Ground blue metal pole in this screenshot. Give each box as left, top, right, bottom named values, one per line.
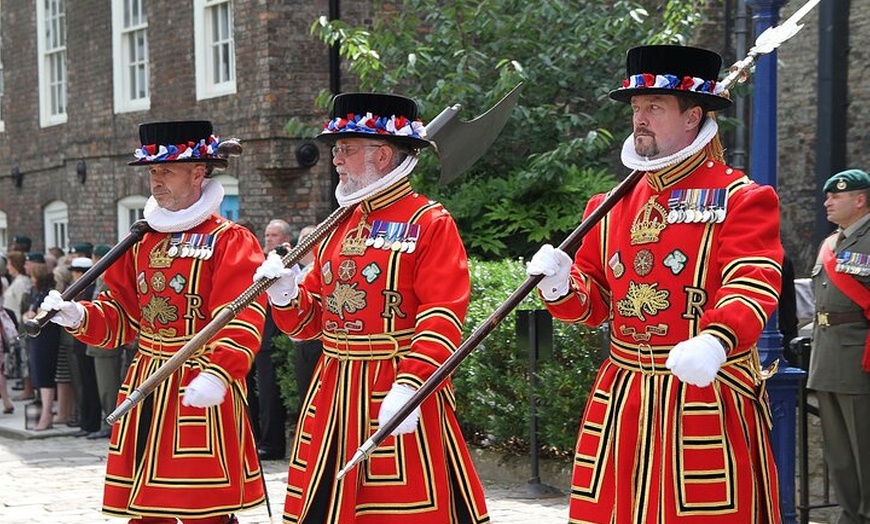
left=745, top=2, right=806, bottom=523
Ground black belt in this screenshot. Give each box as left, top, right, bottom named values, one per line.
left=816, top=311, right=867, bottom=327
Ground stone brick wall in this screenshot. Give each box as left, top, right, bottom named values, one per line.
left=0, top=0, right=359, bottom=250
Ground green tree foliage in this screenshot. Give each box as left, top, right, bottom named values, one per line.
left=312, top=0, right=706, bottom=259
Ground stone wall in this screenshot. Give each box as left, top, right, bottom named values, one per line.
left=0, top=0, right=353, bottom=250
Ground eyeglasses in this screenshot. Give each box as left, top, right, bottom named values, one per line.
left=331, top=144, right=383, bottom=157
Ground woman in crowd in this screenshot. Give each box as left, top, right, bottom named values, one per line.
left=23, top=263, right=61, bottom=430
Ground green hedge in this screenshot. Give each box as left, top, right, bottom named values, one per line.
left=272, top=257, right=603, bottom=457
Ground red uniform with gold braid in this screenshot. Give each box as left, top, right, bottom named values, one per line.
left=70, top=214, right=267, bottom=519
left=271, top=177, right=489, bottom=524
left=544, top=150, right=783, bottom=523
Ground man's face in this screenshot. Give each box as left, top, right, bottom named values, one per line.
left=332, top=138, right=388, bottom=197
left=630, top=94, right=699, bottom=159
left=824, top=190, right=868, bottom=228
left=264, top=224, right=291, bottom=253
left=148, top=163, right=204, bottom=212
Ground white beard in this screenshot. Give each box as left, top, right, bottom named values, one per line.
left=334, top=156, right=418, bottom=207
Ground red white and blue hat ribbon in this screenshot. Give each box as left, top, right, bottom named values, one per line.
left=322, top=113, right=426, bottom=140
left=133, top=135, right=222, bottom=163
left=620, top=73, right=726, bottom=96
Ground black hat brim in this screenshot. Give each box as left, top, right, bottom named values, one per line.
left=128, top=158, right=229, bottom=168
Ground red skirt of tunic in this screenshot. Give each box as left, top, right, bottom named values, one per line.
left=282, top=352, right=489, bottom=524
left=102, top=348, right=265, bottom=519
left=568, top=355, right=781, bottom=524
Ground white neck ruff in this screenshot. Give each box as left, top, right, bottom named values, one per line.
left=335, top=156, right=418, bottom=207
left=621, top=117, right=718, bottom=172
left=143, top=178, right=224, bottom=233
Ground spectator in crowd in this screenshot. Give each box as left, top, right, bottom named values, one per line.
left=3, top=252, right=33, bottom=401
left=68, top=242, right=94, bottom=260
left=249, top=218, right=292, bottom=460
left=52, top=261, right=77, bottom=426
left=23, top=262, right=61, bottom=431
left=0, top=278, right=18, bottom=414
left=67, top=257, right=102, bottom=437
left=12, top=235, right=31, bottom=254
left=86, top=243, right=122, bottom=440
left=809, top=168, right=870, bottom=524
left=291, top=225, right=322, bottom=418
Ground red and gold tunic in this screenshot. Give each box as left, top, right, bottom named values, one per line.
left=272, top=178, right=489, bottom=524
left=70, top=214, right=267, bottom=520
left=544, top=152, right=783, bottom=524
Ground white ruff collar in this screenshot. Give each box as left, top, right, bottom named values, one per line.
left=144, top=178, right=224, bottom=233
left=621, top=117, right=718, bottom=172
left=335, top=156, right=418, bottom=207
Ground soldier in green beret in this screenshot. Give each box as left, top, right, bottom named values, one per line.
left=810, top=167, right=870, bottom=524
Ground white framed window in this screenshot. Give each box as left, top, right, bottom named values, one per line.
left=0, top=0, right=5, bottom=133
left=112, top=0, right=150, bottom=113
left=0, top=210, right=7, bottom=252
left=193, top=0, right=236, bottom=100
left=117, top=195, right=147, bottom=242
left=36, top=0, right=68, bottom=127
left=43, top=200, right=69, bottom=252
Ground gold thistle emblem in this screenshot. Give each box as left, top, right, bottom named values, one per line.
left=616, top=281, right=670, bottom=321
left=325, top=282, right=367, bottom=319
left=141, top=296, right=179, bottom=325
left=630, top=196, right=668, bottom=245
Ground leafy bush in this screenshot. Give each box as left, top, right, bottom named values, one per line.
left=454, top=257, right=602, bottom=456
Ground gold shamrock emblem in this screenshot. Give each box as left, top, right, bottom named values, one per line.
left=616, top=281, right=670, bottom=321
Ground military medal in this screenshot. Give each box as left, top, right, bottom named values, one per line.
left=666, top=190, right=682, bottom=224
left=168, top=233, right=184, bottom=257
left=390, top=223, right=405, bottom=251
left=366, top=221, right=384, bottom=247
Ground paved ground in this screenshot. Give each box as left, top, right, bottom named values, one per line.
left=0, top=397, right=568, bottom=523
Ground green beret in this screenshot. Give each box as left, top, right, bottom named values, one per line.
left=823, top=169, right=870, bottom=193
left=69, top=242, right=94, bottom=257
left=94, top=244, right=111, bottom=257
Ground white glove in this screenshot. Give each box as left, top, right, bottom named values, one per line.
left=526, top=244, right=573, bottom=301
left=40, top=289, right=85, bottom=328
left=182, top=372, right=228, bottom=408
left=665, top=334, right=727, bottom=387
left=254, top=252, right=301, bottom=306
left=378, top=383, right=421, bottom=436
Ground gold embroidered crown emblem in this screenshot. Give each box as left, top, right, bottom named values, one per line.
left=340, top=217, right=372, bottom=257
left=630, top=196, right=668, bottom=245
left=149, top=237, right=173, bottom=269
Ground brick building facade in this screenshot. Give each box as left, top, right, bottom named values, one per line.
left=0, top=0, right=368, bottom=252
